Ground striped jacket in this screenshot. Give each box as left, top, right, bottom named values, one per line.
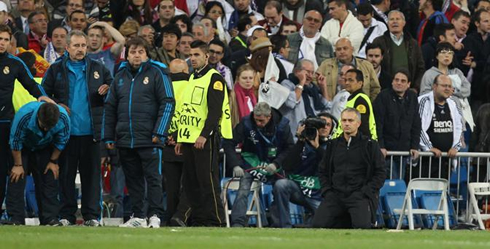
left=418, top=91, right=463, bottom=151
left=10, top=102, right=70, bottom=151
left=102, top=60, right=175, bottom=148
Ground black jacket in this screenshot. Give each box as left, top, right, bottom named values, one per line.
left=319, top=132, right=385, bottom=198
left=372, top=31, right=425, bottom=91
left=378, top=69, right=392, bottom=91
left=41, top=55, right=113, bottom=140
left=373, top=88, right=421, bottom=151
left=103, top=60, right=175, bottom=149
left=0, top=52, right=45, bottom=121
left=223, top=109, right=294, bottom=173
left=462, top=32, right=490, bottom=102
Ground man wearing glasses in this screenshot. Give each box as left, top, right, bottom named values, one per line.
left=287, top=10, right=333, bottom=68
left=208, top=39, right=233, bottom=90
left=417, top=74, right=462, bottom=180
left=27, top=11, right=48, bottom=54
left=279, top=59, right=330, bottom=139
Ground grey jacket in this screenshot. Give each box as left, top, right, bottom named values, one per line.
left=287, top=32, right=334, bottom=66
left=419, top=67, right=471, bottom=99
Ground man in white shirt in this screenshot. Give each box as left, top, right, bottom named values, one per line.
left=320, top=0, right=364, bottom=54
left=356, top=3, right=387, bottom=59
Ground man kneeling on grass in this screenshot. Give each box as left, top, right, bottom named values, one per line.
left=312, top=108, right=385, bottom=229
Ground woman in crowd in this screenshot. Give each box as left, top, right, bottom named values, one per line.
left=205, top=1, right=231, bottom=43
left=420, top=42, right=473, bottom=131
left=229, top=64, right=257, bottom=128
left=124, top=0, right=158, bottom=26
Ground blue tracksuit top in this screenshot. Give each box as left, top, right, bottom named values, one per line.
left=67, top=59, right=93, bottom=135
left=10, top=102, right=71, bottom=151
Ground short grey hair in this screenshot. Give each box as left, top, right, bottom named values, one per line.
left=388, top=10, right=405, bottom=21
left=138, top=25, right=155, bottom=35
left=341, top=107, right=361, bottom=121
left=193, top=23, right=209, bottom=37
left=253, top=102, right=272, bottom=117
left=293, top=59, right=314, bottom=73
left=66, top=30, right=88, bottom=46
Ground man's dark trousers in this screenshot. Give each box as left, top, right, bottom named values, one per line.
left=182, top=133, right=225, bottom=227
left=119, top=147, right=165, bottom=219
left=59, top=136, right=101, bottom=223
left=0, top=122, right=11, bottom=215
left=312, top=190, right=372, bottom=229
left=7, top=146, right=59, bottom=225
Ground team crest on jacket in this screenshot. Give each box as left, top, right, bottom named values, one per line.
left=3, top=66, right=9, bottom=74
left=143, top=77, right=149, bottom=84
left=94, top=71, right=100, bottom=79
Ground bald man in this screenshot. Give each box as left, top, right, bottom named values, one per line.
left=162, top=59, right=191, bottom=226
left=169, top=59, right=189, bottom=74
left=316, top=38, right=380, bottom=101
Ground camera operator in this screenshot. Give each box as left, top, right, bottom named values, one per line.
left=222, top=102, right=294, bottom=227
left=270, top=113, right=337, bottom=228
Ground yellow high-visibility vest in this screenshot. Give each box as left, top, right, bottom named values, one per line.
left=176, top=68, right=232, bottom=142
left=334, top=92, right=377, bottom=140
left=13, top=78, right=42, bottom=112
left=168, top=78, right=189, bottom=134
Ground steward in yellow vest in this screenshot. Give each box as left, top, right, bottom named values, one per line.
left=174, top=40, right=231, bottom=227
left=163, top=59, right=191, bottom=226
left=334, top=69, right=377, bottom=140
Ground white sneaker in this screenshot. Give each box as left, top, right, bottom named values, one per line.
left=119, top=217, right=147, bottom=228
left=84, top=219, right=101, bottom=227
left=59, top=219, right=72, bottom=226
left=148, top=215, right=161, bottom=228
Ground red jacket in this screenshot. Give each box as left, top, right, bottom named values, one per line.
left=27, top=32, right=47, bottom=54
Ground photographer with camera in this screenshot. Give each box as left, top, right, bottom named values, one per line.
left=222, top=102, right=294, bottom=227
left=270, top=113, right=337, bottom=228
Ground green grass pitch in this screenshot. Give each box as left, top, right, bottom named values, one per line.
left=1, top=226, right=489, bottom=248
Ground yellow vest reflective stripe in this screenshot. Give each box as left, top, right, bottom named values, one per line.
left=13, top=78, right=42, bottom=112
left=177, top=68, right=232, bottom=143
left=334, top=93, right=377, bottom=140
left=168, top=79, right=188, bottom=134
left=235, top=36, right=247, bottom=48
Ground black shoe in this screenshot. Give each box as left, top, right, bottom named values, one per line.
left=170, top=217, right=186, bottom=227
left=45, top=219, right=62, bottom=226
left=0, top=220, right=24, bottom=225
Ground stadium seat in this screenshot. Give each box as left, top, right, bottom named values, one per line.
left=416, top=191, right=458, bottom=228
left=222, top=178, right=263, bottom=227
left=466, top=182, right=490, bottom=230
left=395, top=178, right=450, bottom=230
left=289, top=203, right=304, bottom=225
left=380, top=179, right=412, bottom=228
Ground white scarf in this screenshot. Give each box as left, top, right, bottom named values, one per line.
left=299, top=27, right=321, bottom=69
left=43, top=42, right=61, bottom=64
